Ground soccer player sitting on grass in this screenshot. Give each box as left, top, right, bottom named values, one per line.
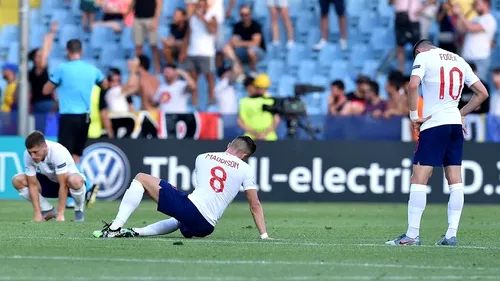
left=12, top=131, right=88, bottom=222
left=93, top=136, right=271, bottom=240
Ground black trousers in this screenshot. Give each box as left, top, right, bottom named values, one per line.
left=58, top=114, right=90, bottom=157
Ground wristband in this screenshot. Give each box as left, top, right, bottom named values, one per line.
left=260, top=233, right=268, bottom=239
left=409, top=110, right=419, bottom=121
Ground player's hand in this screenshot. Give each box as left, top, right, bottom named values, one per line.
left=56, top=214, right=65, bottom=222
left=33, top=213, right=44, bottom=222
left=411, top=115, right=432, bottom=133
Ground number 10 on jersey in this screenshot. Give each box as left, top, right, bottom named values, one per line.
left=439, top=66, right=463, bottom=100
left=210, top=166, right=227, bottom=193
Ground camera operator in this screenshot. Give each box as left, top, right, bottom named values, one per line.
left=237, top=73, right=280, bottom=141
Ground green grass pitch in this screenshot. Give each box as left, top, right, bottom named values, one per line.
left=0, top=200, right=499, bottom=281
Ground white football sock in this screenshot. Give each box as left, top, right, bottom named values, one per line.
left=110, top=179, right=144, bottom=230
left=69, top=186, right=86, bottom=212
left=446, top=183, right=464, bottom=239
left=134, top=218, right=180, bottom=236
left=19, top=187, right=53, bottom=212
left=406, top=184, right=427, bottom=239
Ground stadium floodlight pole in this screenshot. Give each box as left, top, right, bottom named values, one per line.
left=18, top=0, right=30, bottom=136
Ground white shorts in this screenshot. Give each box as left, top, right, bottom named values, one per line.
left=268, top=0, right=288, bottom=7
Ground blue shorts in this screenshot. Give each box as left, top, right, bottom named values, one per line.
left=413, top=124, right=464, bottom=167
left=235, top=47, right=265, bottom=63
left=157, top=180, right=215, bottom=238
left=37, top=173, right=73, bottom=198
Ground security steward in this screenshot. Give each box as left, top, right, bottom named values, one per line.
left=237, top=73, right=280, bottom=141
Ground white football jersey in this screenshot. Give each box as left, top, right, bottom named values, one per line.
left=24, top=140, right=81, bottom=182
left=188, top=152, right=257, bottom=226
left=411, top=48, right=480, bottom=132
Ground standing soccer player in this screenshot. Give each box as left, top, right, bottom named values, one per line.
left=42, top=39, right=108, bottom=208
left=93, top=136, right=270, bottom=240
left=386, top=40, right=489, bottom=246
left=12, top=131, right=87, bottom=222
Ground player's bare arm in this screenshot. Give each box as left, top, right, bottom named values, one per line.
left=27, top=175, right=43, bottom=222
left=407, top=75, right=431, bottom=133
left=245, top=189, right=269, bottom=239
left=459, top=81, right=489, bottom=116
left=56, top=173, right=69, bottom=221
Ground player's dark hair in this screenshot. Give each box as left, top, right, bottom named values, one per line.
left=25, top=131, right=46, bottom=149
left=331, top=80, right=345, bottom=90
left=388, top=70, right=405, bottom=89
left=28, top=48, right=39, bottom=62
left=233, top=135, right=257, bottom=156
left=107, top=67, right=121, bottom=80
left=66, top=39, right=82, bottom=54
left=165, top=63, right=177, bottom=70
left=176, top=8, right=186, bottom=16
left=138, top=55, right=150, bottom=71
left=413, top=39, right=433, bottom=58
left=493, top=67, right=500, bottom=74
left=243, top=75, right=255, bottom=88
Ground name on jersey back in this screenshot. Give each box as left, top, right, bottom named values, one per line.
left=439, top=53, right=457, bottom=62
left=206, top=154, right=240, bottom=169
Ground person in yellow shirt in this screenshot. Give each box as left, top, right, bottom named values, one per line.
left=238, top=73, right=280, bottom=141
left=1, top=64, right=18, bottom=112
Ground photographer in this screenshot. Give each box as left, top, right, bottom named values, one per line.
left=237, top=74, right=280, bottom=141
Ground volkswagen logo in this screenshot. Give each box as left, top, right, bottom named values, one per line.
left=81, top=143, right=131, bottom=201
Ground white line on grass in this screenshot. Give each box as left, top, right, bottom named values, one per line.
left=6, top=236, right=496, bottom=251
left=0, top=276, right=499, bottom=281
left=0, top=255, right=495, bottom=271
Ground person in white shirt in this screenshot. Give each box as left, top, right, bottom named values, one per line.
left=386, top=40, right=488, bottom=247
left=153, top=64, right=197, bottom=114
left=454, top=0, right=497, bottom=81
left=214, top=50, right=244, bottom=115
left=182, top=0, right=217, bottom=106
left=490, top=68, right=500, bottom=116
left=11, top=131, right=88, bottom=222
left=93, top=136, right=270, bottom=240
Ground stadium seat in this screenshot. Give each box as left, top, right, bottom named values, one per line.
left=58, top=24, right=81, bottom=49
left=310, top=74, right=329, bottom=89
left=348, top=44, right=372, bottom=77
left=120, top=27, right=135, bottom=54
left=316, top=43, right=344, bottom=75
left=360, top=60, right=380, bottom=79
left=99, top=44, right=125, bottom=69
left=162, top=0, right=183, bottom=20
left=376, top=75, right=388, bottom=100
left=297, top=59, right=316, bottom=83
left=48, top=57, right=65, bottom=73
left=90, top=26, right=116, bottom=53
left=253, top=0, right=268, bottom=21
left=29, top=25, right=47, bottom=50
left=0, top=25, right=19, bottom=50
left=109, top=59, right=128, bottom=75
left=30, top=9, right=42, bottom=26
left=286, top=44, right=305, bottom=74
left=266, top=59, right=285, bottom=90
left=357, top=11, right=377, bottom=41
left=277, top=74, right=296, bottom=97
left=51, top=8, right=76, bottom=25
left=329, top=59, right=348, bottom=81
left=7, top=42, right=19, bottom=65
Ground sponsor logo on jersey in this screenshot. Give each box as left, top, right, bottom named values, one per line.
left=81, top=143, right=131, bottom=201
left=413, top=65, right=421, bottom=70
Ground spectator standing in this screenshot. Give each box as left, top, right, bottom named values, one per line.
left=436, top=0, right=458, bottom=53
left=29, top=23, right=57, bottom=115
left=268, top=0, right=295, bottom=49
left=137, top=55, right=160, bottom=111
left=490, top=68, right=500, bottom=116
left=131, top=0, right=162, bottom=74
left=313, top=0, right=347, bottom=51
left=419, top=0, right=438, bottom=40
left=42, top=39, right=108, bottom=166
left=454, top=0, right=496, bottom=81
left=224, top=6, right=266, bottom=74
left=1, top=64, right=18, bottom=112
left=162, top=9, right=188, bottom=65
left=93, top=0, right=134, bottom=32
left=183, top=0, right=218, bottom=107
left=390, top=0, right=422, bottom=73
left=153, top=64, right=196, bottom=114
left=80, top=0, right=99, bottom=32
left=384, top=71, right=408, bottom=119
left=214, top=51, right=243, bottom=115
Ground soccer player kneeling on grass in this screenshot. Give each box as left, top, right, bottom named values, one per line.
left=12, top=131, right=87, bottom=222
left=93, top=136, right=271, bottom=240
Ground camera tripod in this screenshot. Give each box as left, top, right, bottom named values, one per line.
left=285, top=115, right=321, bottom=140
